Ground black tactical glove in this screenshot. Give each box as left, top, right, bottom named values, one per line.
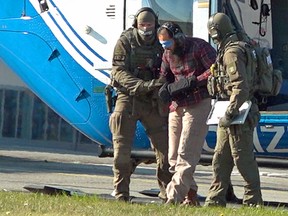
left=167, top=75, right=197, bottom=97
left=137, top=79, right=164, bottom=94
left=158, top=82, right=171, bottom=103
left=219, top=112, right=234, bottom=128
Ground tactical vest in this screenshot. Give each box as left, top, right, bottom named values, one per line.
left=121, top=28, right=163, bottom=81
left=210, top=41, right=255, bottom=99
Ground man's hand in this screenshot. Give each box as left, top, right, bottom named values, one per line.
left=219, top=113, right=234, bottom=128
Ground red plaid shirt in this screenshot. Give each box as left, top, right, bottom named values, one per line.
left=160, top=37, right=216, bottom=109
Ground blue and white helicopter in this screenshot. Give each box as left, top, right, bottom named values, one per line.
left=0, top=0, right=288, bottom=167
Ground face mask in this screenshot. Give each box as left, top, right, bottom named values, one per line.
left=209, top=28, right=220, bottom=45
left=159, top=40, right=173, bottom=49
left=138, top=27, right=154, bottom=36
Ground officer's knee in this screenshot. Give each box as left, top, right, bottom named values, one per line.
left=114, top=153, right=130, bottom=165
left=113, top=139, right=132, bottom=164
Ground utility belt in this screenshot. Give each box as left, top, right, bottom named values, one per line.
left=131, top=91, right=156, bottom=105
left=128, top=89, right=168, bottom=117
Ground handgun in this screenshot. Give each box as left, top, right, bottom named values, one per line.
left=105, top=85, right=113, bottom=113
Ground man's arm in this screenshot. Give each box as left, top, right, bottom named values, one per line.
left=111, top=37, right=163, bottom=95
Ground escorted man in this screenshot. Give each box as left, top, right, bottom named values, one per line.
left=204, top=13, right=263, bottom=207
left=109, top=7, right=172, bottom=202
left=157, top=22, right=216, bottom=205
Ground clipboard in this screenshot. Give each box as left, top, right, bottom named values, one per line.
left=206, top=100, right=252, bottom=125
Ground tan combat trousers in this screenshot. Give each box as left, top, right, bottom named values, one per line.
left=205, top=117, right=263, bottom=207
left=109, top=96, right=172, bottom=200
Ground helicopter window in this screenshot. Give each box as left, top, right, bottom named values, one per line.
left=147, top=0, right=209, bottom=41
left=147, top=0, right=194, bottom=36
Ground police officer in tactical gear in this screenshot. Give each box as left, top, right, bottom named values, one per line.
left=205, top=13, right=263, bottom=207
left=109, top=7, right=172, bottom=202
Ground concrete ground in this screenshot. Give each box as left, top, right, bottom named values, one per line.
left=0, top=139, right=288, bottom=208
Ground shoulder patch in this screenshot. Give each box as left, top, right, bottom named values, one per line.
left=113, top=55, right=125, bottom=61
left=227, top=61, right=236, bottom=75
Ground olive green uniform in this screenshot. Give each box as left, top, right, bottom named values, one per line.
left=109, top=28, right=171, bottom=201
left=205, top=35, right=263, bottom=206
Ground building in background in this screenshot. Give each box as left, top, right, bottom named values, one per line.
left=0, top=59, right=94, bottom=150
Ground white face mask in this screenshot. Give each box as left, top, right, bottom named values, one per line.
left=138, top=27, right=154, bottom=36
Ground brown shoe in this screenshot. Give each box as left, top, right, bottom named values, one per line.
left=181, top=189, right=200, bottom=206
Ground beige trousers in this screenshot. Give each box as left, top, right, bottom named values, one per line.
left=166, top=98, right=211, bottom=202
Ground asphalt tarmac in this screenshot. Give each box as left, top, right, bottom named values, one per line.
left=0, top=140, right=288, bottom=208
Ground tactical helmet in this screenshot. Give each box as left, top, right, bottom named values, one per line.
left=207, top=13, right=234, bottom=44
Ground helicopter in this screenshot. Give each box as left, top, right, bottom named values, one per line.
left=0, top=0, right=288, bottom=167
